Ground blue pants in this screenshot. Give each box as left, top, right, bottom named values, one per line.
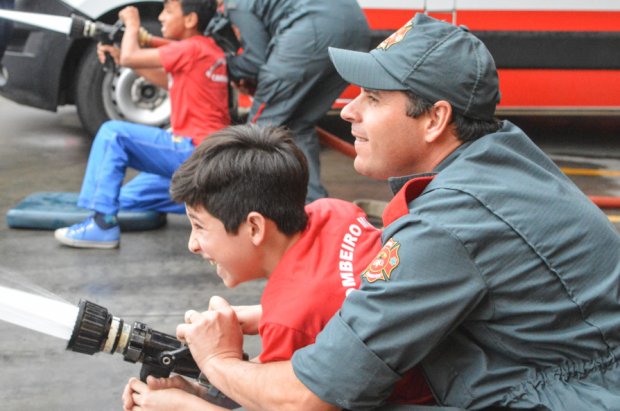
left=77, top=120, right=194, bottom=215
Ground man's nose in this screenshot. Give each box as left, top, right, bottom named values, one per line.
left=340, top=95, right=359, bottom=123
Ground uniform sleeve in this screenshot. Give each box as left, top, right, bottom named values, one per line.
left=292, top=217, right=488, bottom=410
left=158, top=39, right=194, bottom=74
left=258, top=322, right=316, bottom=363
left=226, top=8, right=269, bottom=80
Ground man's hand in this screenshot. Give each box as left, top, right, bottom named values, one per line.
left=97, top=43, right=120, bottom=65
left=119, top=6, right=141, bottom=31
left=176, top=296, right=244, bottom=373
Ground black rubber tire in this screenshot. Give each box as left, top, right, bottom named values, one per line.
left=74, top=13, right=168, bottom=136
left=74, top=42, right=109, bottom=137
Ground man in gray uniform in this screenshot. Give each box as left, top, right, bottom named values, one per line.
left=221, top=0, right=370, bottom=202
left=173, top=14, right=620, bottom=410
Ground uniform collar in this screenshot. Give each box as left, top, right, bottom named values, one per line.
left=383, top=175, right=436, bottom=226
left=382, top=142, right=473, bottom=227
left=387, top=141, right=471, bottom=194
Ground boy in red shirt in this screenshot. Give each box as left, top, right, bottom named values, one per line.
left=121, top=125, right=433, bottom=410
left=55, top=0, right=229, bottom=249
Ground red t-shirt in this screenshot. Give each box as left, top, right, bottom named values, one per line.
left=259, top=198, right=434, bottom=405
left=159, top=36, right=230, bottom=146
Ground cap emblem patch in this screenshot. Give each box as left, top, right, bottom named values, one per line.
left=361, top=238, right=401, bottom=283
left=376, top=21, right=413, bottom=50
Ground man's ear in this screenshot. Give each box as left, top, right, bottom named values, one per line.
left=184, top=11, right=199, bottom=30
left=245, top=211, right=266, bottom=246
left=424, top=100, right=453, bottom=143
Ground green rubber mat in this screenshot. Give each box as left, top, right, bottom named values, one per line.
left=6, top=192, right=166, bottom=231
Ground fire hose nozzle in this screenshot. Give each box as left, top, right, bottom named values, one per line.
left=66, top=299, right=240, bottom=409
left=68, top=14, right=124, bottom=44
left=67, top=299, right=113, bottom=355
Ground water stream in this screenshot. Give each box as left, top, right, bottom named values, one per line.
left=0, top=285, right=79, bottom=340
left=0, top=267, right=79, bottom=341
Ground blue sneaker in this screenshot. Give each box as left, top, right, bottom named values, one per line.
left=54, top=216, right=120, bottom=249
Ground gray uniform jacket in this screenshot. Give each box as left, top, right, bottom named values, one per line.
left=292, top=121, right=620, bottom=410
left=222, top=0, right=370, bottom=202
left=223, top=0, right=369, bottom=81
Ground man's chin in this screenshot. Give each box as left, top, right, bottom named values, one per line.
left=353, top=158, right=373, bottom=178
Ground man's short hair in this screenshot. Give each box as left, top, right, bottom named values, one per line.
left=170, top=124, right=309, bottom=235
left=405, top=91, right=502, bottom=143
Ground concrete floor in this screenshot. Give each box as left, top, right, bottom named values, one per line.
left=0, top=96, right=619, bottom=410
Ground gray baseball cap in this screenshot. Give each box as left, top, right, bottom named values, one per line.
left=328, top=13, right=500, bottom=121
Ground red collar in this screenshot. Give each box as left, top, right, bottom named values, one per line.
left=382, top=176, right=435, bottom=227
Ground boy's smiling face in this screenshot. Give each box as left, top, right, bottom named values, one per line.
left=185, top=204, right=262, bottom=288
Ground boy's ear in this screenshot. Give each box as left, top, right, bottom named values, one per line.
left=245, top=211, right=266, bottom=246
left=184, top=11, right=199, bottom=30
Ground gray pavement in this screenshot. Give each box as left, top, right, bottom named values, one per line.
left=0, top=96, right=619, bottom=410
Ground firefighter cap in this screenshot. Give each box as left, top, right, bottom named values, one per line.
left=328, top=13, right=500, bottom=121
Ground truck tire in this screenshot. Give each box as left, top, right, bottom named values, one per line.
left=74, top=42, right=170, bottom=137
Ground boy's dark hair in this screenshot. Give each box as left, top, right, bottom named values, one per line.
left=171, top=124, right=309, bottom=235
left=165, top=0, right=216, bottom=32
left=405, top=91, right=502, bottom=143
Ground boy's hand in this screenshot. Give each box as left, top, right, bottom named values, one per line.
left=232, top=304, right=262, bottom=335
left=119, top=6, right=141, bottom=31
left=122, top=376, right=206, bottom=411
left=145, top=375, right=201, bottom=396
left=97, top=43, right=120, bottom=65
left=177, top=296, right=244, bottom=373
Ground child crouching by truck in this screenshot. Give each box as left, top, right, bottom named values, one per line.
left=55, top=0, right=230, bottom=249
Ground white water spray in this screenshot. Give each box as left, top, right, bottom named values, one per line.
left=0, top=285, right=79, bottom=340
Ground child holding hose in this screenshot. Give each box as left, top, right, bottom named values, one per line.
left=121, top=124, right=434, bottom=410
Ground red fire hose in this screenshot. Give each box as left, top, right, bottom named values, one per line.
left=316, top=126, right=356, bottom=159
left=588, top=196, right=620, bottom=209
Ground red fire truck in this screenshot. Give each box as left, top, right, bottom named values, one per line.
left=349, top=0, right=620, bottom=115
left=1, top=0, right=619, bottom=137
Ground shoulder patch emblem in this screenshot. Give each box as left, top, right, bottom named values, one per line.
left=376, top=21, right=413, bottom=50
left=361, top=238, right=401, bottom=283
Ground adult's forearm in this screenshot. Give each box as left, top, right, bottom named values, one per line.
left=226, top=55, right=260, bottom=82
left=225, top=7, right=268, bottom=81
left=204, top=357, right=338, bottom=411
left=178, top=300, right=335, bottom=410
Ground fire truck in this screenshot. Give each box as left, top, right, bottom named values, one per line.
left=1, top=0, right=619, bottom=136
left=347, top=0, right=620, bottom=116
